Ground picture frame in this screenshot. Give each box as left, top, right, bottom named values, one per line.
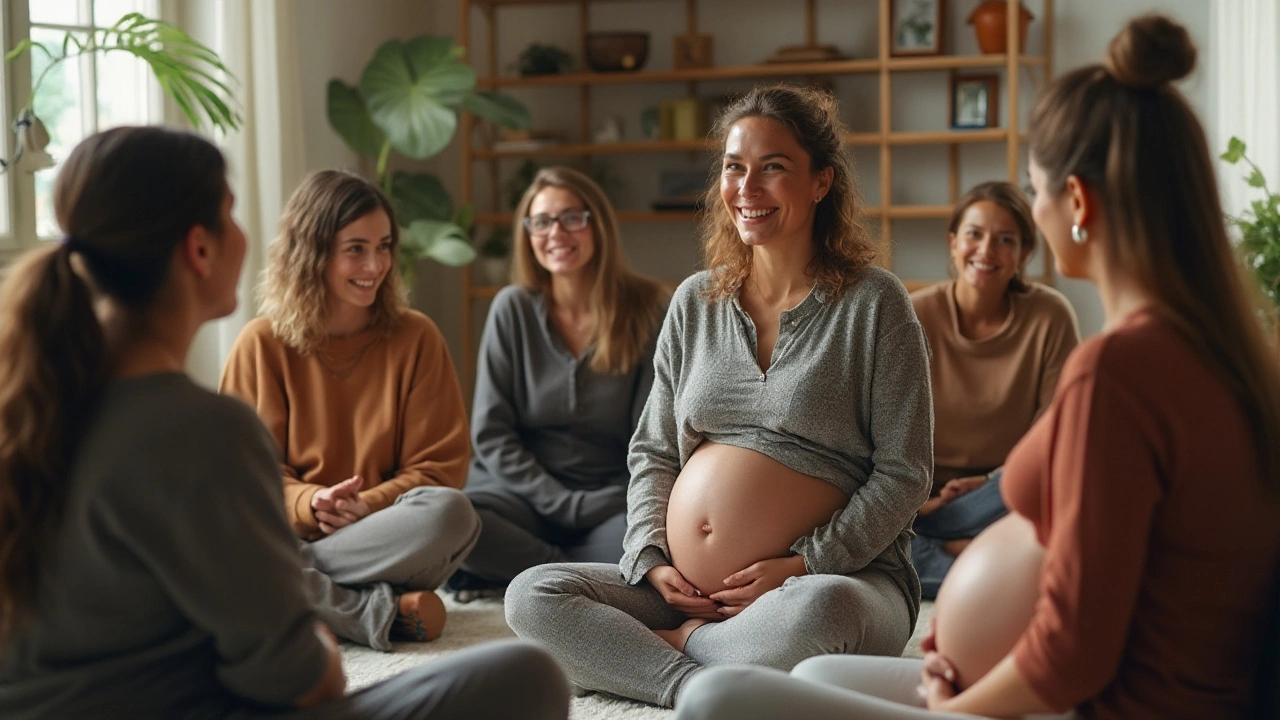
left=674, top=33, right=714, bottom=70
left=891, top=0, right=945, bottom=57
left=950, top=73, right=999, bottom=129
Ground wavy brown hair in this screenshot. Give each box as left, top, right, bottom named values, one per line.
left=258, top=170, right=407, bottom=355
left=947, top=181, right=1038, bottom=293
left=1029, top=14, right=1280, bottom=489
left=511, top=166, right=666, bottom=374
left=0, top=126, right=226, bottom=641
left=700, top=84, right=876, bottom=300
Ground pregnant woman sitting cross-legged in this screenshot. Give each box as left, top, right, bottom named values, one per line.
left=221, top=170, right=479, bottom=651
left=505, top=84, right=932, bottom=708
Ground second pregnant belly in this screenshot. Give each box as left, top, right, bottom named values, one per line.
left=665, top=441, right=850, bottom=596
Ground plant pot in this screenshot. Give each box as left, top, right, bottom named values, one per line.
left=968, top=1, right=1034, bottom=54
left=477, top=257, right=510, bottom=287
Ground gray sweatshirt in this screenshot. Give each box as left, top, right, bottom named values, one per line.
left=621, top=268, right=933, bottom=609
left=469, top=285, right=660, bottom=529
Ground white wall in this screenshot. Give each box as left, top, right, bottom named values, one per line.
left=289, top=0, right=1217, bottom=363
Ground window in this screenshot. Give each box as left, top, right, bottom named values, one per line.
left=2, top=0, right=161, bottom=252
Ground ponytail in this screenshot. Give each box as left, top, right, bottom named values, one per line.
left=0, top=244, right=106, bottom=639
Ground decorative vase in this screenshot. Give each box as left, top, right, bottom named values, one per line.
left=968, top=1, right=1034, bottom=54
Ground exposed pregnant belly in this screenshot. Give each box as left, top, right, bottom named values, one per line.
left=665, top=442, right=850, bottom=596
left=933, top=513, right=1044, bottom=689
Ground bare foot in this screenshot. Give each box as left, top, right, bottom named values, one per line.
left=390, top=591, right=446, bottom=642
left=654, top=618, right=710, bottom=653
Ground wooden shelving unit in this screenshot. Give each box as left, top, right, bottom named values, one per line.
left=457, top=0, right=1055, bottom=390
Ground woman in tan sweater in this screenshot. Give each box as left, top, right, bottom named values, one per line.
left=221, top=170, right=478, bottom=651
left=909, top=182, right=1079, bottom=599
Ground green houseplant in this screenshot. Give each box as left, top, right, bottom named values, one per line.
left=2, top=13, right=241, bottom=172
left=327, top=36, right=530, bottom=280
left=1221, top=137, right=1280, bottom=318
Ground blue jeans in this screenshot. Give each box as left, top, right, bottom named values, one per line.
left=911, top=469, right=1007, bottom=600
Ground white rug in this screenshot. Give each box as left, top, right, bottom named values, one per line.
left=342, top=591, right=936, bottom=720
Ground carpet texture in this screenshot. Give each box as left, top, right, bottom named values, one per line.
left=342, top=591, right=935, bottom=719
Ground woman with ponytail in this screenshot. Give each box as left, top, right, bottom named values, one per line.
left=0, top=127, right=568, bottom=719
left=673, top=14, right=1280, bottom=720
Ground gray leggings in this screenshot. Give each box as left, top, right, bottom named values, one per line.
left=231, top=640, right=569, bottom=720
left=505, top=562, right=914, bottom=708
left=675, top=655, right=1074, bottom=720
left=461, top=486, right=627, bottom=584
left=301, top=486, right=481, bottom=650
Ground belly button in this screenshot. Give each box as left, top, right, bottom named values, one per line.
left=700, top=522, right=713, bottom=534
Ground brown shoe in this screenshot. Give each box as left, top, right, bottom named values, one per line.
left=391, top=591, right=446, bottom=642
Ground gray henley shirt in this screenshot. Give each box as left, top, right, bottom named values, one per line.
left=469, top=285, right=660, bottom=529
left=621, top=267, right=933, bottom=611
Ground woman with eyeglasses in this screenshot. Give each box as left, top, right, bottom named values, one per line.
left=449, top=166, right=668, bottom=599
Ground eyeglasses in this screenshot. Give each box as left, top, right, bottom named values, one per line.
left=523, top=209, right=591, bottom=236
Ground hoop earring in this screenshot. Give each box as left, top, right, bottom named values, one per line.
left=1071, top=224, right=1089, bottom=245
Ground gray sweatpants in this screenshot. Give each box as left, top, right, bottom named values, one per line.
left=675, top=655, right=1074, bottom=720
left=461, top=486, right=628, bottom=584
left=231, top=639, right=569, bottom=720
left=505, top=562, right=913, bottom=708
left=300, top=486, right=481, bottom=650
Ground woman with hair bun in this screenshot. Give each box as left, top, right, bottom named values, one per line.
left=674, top=14, right=1280, bottom=720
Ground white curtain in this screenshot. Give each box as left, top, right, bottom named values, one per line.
left=1212, top=1, right=1280, bottom=220
left=172, top=0, right=307, bottom=388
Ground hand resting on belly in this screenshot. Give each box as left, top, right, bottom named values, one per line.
left=664, top=442, right=850, bottom=601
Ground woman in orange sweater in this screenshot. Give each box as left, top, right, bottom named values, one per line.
left=221, top=170, right=478, bottom=651
left=674, top=15, right=1280, bottom=720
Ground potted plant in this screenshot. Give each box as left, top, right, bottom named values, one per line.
left=1221, top=137, right=1280, bottom=337
left=514, top=43, right=574, bottom=77
left=327, top=36, right=531, bottom=282
left=3, top=13, right=241, bottom=172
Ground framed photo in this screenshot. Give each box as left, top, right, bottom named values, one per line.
left=950, top=74, right=999, bottom=129
left=891, top=0, right=945, bottom=57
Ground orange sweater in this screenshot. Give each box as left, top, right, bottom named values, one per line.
left=1004, top=309, right=1280, bottom=719
left=220, top=311, right=470, bottom=540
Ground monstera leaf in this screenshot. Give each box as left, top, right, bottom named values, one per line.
left=460, top=91, right=532, bottom=130
left=326, top=80, right=385, bottom=159
left=360, top=37, right=475, bottom=159
left=402, top=219, right=476, bottom=269
left=391, top=171, right=452, bottom=224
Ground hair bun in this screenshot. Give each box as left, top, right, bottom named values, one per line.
left=1105, top=14, right=1196, bottom=89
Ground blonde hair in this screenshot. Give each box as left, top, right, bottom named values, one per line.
left=258, top=170, right=407, bottom=355
left=0, top=127, right=226, bottom=640
left=1029, top=14, right=1280, bottom=489
left=700, top=84, right=876, bottom=300
left=511, top=166, right=666, bottom=374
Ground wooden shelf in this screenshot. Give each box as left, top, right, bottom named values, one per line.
left=473, top=130, right=1020, bottom=159
left=473, top=205, right=953, bottom=226
left=477, top=54, right=1045, bottom=89
left=458, top=0, right=1057, bottom=395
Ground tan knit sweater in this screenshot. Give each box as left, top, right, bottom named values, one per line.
left=220, top=311, right=469, bottom=540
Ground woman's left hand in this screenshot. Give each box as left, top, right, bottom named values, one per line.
left=708, top=555, right=806, bottom=617
left=919, top=650, right=959, bottom=710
